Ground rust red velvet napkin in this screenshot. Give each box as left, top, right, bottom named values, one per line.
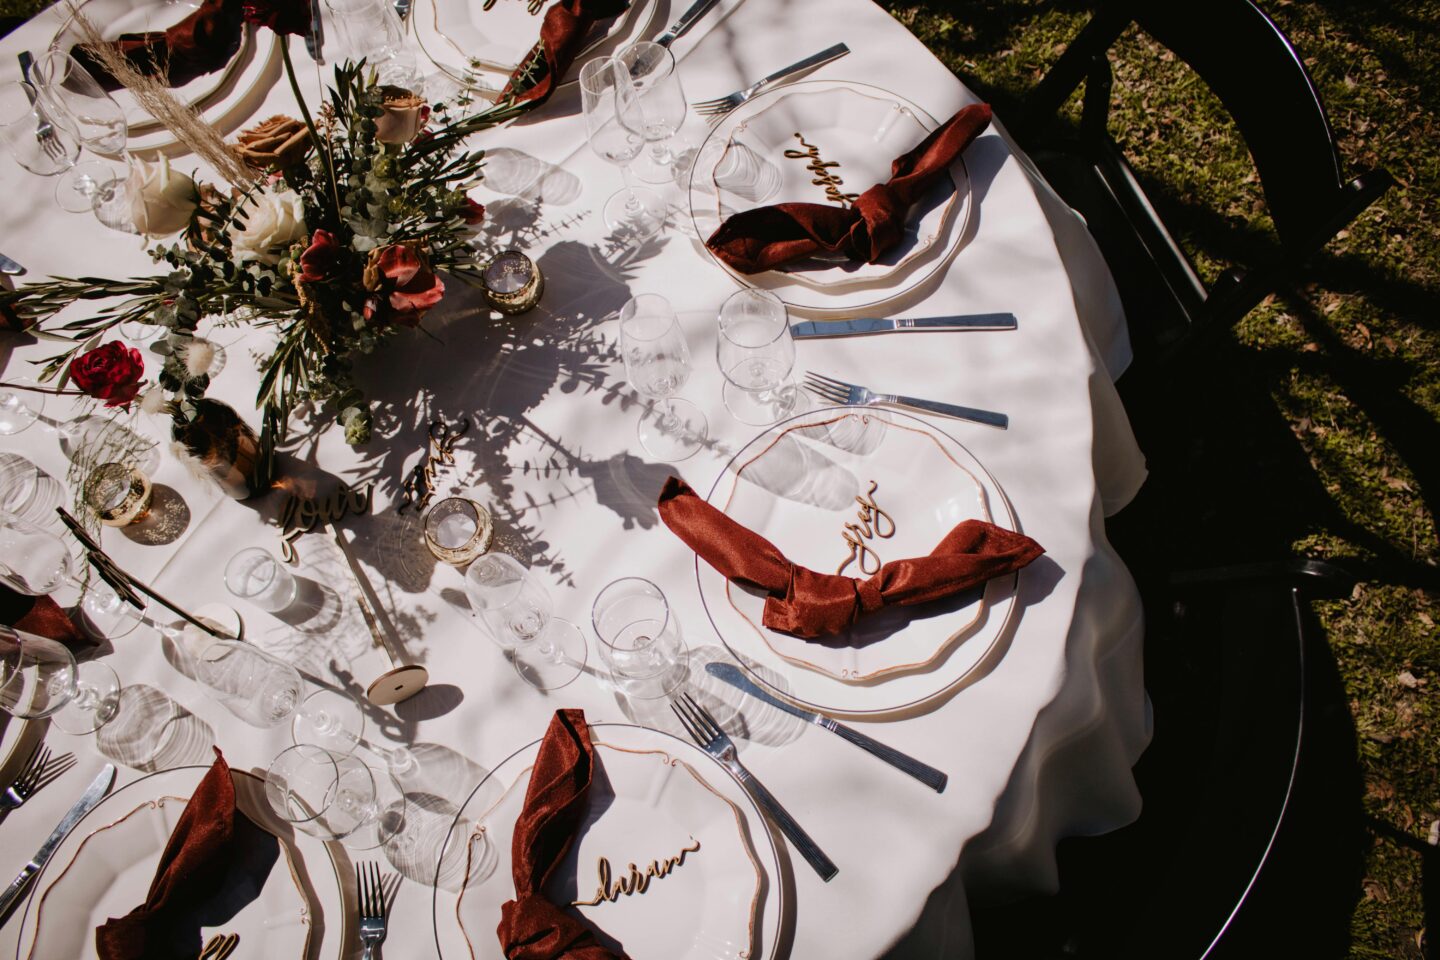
left=705, top=102, right=993, bottom=274
left=0, top=587, right=83, bottom=644
left=74, top=0, right=246, bottom=93
left=658, top=475, right=1043, bottom=639
left=95, top=750, right=237, bottom=960
left=501, top=0, right=629, bottom=107
left=497, top=710, right=628, bottom=960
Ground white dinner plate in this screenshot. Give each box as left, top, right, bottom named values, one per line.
left=433, top=723, right=783, bottom=960
left=15, top=765, right=349, bottom=960
left=412, top=0, right=658, bottom=96
left=695, top=406, right=1024, bottom=716
left=689, top=79, right=974, bottom=316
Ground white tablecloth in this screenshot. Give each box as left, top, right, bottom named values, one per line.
left=0, top=0, right=1150, bottom=956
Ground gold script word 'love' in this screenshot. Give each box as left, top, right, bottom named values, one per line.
left=571, top=838, right=701, bottom=907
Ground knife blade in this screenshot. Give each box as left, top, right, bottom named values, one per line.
left=655, top=0, right=721, bottom=47
left=305, top=0, right=325, bottom=63
left=791, top=313, right=1018, bottom=339
left=0, top=252, right=24, bottom=276
left=705, top=662, right=947, bottom=792
left=0, top=764, right=115, bottom=921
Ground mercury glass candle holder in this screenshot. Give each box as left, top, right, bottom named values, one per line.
left=423, top=497, right=494, bottom=566
left=479, top=249, right=544, bottom=315
left=82, top=461, right=153, bottom=527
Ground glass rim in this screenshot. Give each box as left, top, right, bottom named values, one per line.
left=0, top=81, right=41, bottom=126
left=265, top=743, right=350, bottom=827
left=619, top=40, right=677, bottom=83
left=224, top=547, right=281, bottom=597
left=578, top=55, right=622, bottom=93
left=718, top=288, right=790, bottom=347
left=590, top=576, right=671, bottom=652
left=618, top=294, right=678, bottom=341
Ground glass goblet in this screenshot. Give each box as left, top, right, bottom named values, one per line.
left=195, top=640, right=304, bottom=728
left=28, top=51, right=133, bottom=232
left=716, top=288, right=798, bottom=425
left=265, top=743, right=380, bottom=843
left=0, top=379, right=45, bottom=436
left=0, top=624, right=121, bottom=735
left=618, top=293, right=707, bottom=461
left=464, top=553, right=587, bottom=691
left=590, top=577, right=688, bottom=699
left=615, top=41, right=689, bottom=185
left=0, top=81, right=79, bottom=177
left=580, top=56, right=665, bottom=242
left=0, top=511, right=74, bottom=597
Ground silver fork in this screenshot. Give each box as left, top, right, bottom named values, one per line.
left=692, top=43, right=850, bottom=120
left=802, top=370, right=1009, bottom=429
left=671, top=692, right=838, bottom=881
left=356, top=861, right=390, bottom=960
left=0, top=744, right=75, bottom=818
left=14, top=54, right=64, bottom=164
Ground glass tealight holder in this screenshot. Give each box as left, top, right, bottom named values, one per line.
left=479, top=249, right=544, bottom=315
left=82, top=461, right=153, bottom=527
left=423, top=497, right=494, bottom=566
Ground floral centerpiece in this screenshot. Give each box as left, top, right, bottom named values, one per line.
left=1, top=0, right=547, bottom=483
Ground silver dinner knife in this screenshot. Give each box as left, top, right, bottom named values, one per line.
left=791, top=313, right=1018, bottom=339
left=0, top=764, right=115, bottom=921
left=706, top=663, right=948, bottom=792
left=0, top=252, right=24, bottom=276
left=655, top=0, right=721, bottom=47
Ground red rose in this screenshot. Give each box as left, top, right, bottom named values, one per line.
left=68, top=341, right=145, bottom=409
left=460, top=198, right=486, bottom=225
left=298, top=229, right=341, bottom=283
left=362, top=244, right=444, bottom=327
left=241, top=0, right=312, bottom=37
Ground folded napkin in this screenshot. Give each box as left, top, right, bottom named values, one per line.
left=705, top=102, right=993, bottom=275
left=74, top=0, right=246, bottom=93
left=659, top=475, right=1043, bottom=639
left=501, top=0, right=629, bottom=107
left=0, top=586, right=83, bottom=644
left=497, top=710, right=628, bottom=960
left=95, top=749, right=238, bottom=960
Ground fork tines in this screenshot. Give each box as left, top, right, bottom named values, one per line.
left=356, top=861, right=386, bottom=921
left=12, top=743, right=52, bottom=795
left=670, top=692, right=721, bottom=745
left=692, top=94, right=740, bottom=119
left=801, top=370, right=854, bottom=405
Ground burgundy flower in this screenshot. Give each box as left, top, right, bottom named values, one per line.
left=297, top=229, right=341, bottom=284
left=241, top=0, right=312, bottom=37
left=460, top=198, right=486, bottom=225
left=361, top=243, right=444, bottom=327
left=68, top=341, right=145, bottom=409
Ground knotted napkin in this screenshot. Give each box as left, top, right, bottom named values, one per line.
left=501, top=0, right=628, bottom=107
left=705, top=102, right=993, bottom=274
left=658, top=475, right=1043, bottom=639
left=0, top=586, right=83, bottom=644
left=74, top=0, right=246, bottom=93
left=497, top=710, right=628, bottom=960
left=95, top=749, right=238, bottom=960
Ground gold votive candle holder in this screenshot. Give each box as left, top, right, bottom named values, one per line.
left=83, top=461, right=153, bottom=527
left=423, top=497, right=494, bottom=566
left=480, top=249, right=544, bottom=315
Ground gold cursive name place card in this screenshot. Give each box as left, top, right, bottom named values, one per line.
left=571, top=838, right=701, bottom=907
left=838, top=480, right=896, bottom=576
left=279, top=481, right=374, bottom=563
left=785, top=133, right=860, bottom=207
left=399, top=417, right=471, bottom=515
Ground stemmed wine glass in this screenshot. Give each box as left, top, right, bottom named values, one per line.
left=618, top=293, right=708, bottom=461
left=265, top=743, right=407, bottom=850
left=0, top=80, right=80, bottom=178
left=615, top=41, right=689, bottom=185
left=716, top=288, right=799, bottom=425
left=0, top=379, right=46, bottom=436
left=0, top=624, right=120, bottom=735
left=464, top=553, right=587, bottom=691
left=580, top=56, right=666, bottom=243
left=591, top=577, right=688, bottom=698
left=0, top=511, right=146, bottom=639
left=29, top=49, right=134, bottom=233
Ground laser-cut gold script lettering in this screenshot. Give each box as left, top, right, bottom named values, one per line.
left=571, top=838, right=701, bottom=906
left=398, top=417, right=470, bottom=515
left=784, top=133, right=860, bottom=206
left=279, top=481, right=373, bottom=563
left=837, top=481, right=896, bottom=576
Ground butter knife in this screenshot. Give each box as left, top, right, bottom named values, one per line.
left=655, top=0, right=721, bottom=47
left=706, top=663, right=948, bottom=792
left=791, top=313, right=1018, bottom=339
left=0, top=764, right=115, bottom=921
left=0, top=252, right=24, bottom=276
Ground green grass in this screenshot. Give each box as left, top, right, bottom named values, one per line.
left=3, top=0, right=1435, bottom=954
left=888, top=1, right=1438, bottom=956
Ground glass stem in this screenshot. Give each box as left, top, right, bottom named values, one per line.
left=620, top=163, right=643, bottom=214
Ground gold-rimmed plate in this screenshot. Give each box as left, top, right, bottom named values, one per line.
left=14, top=765, right=349, bottom=960
left=695, top=406, right=1025, bottom=717
left=433, top=723, right=784, bottom=960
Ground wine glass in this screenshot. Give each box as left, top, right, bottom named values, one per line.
left=325, top=0, right=420, bottom=87
left=224, top=547, right=299, bottom=614
left=590, top=577, right=688, bottom=698
left=579, top=56, right=666, bottom=242
left=28, top=51, right=134, bottom=232
left=291, top=688, right=416, bottom=775
left=0, top=624, right=121, bottom=735
left=464, top=553, right=587, bottom=691
left=716, top=288, right=799, bottom=425
left=0, top=380, right=45, bottom=436
left=0, top=80, right=79, bottom=177
left=615, top=41, right=688, bottom=185
left=265, top=743, right=380, bottom=841
left=618, top=293, right=708, bottom=461
left=0, top=511, right=148, bottom=639
left=195, top=640, right=305, bottom=728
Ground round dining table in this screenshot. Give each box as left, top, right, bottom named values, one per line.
left=0, top=0, right=1152, bottom=957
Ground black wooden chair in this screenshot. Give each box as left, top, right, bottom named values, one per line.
left=970, top=559, right=1364, bottom=958
left=1013, top=0, right=1393, bottom=376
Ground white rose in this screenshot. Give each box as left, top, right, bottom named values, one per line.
left=126, top=156, right=198, bottom=238
left=228, top=188, right=307, bottom=264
